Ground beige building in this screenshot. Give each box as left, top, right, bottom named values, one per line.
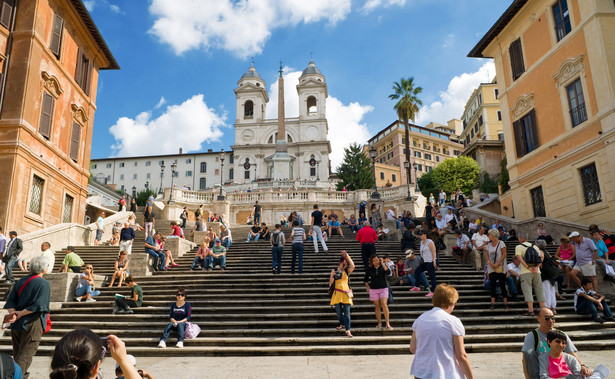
left=469, top=0, right=615, bottom=228
left=0, top=0, right=118, bottom=233
left=367, top=120, right=463, bottom=188
left=460, top=81, right=506, bottom=182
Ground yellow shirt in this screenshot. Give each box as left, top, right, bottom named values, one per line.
left=515, top=242, right=541, bottom=275
left=330, top=271, right=353, bottom=306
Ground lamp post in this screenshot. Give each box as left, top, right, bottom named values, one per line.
left=316, top=161, right=320, bottom=181
left=168, top=162, right=177, bottom=204
left=159, top=164, right=165, bottom=195
left=131, top=186, right=136, bottom=199
left=369, top=146, right=380, bottom=199
left=218, top=149, right=226, bottom=200
left=254, top=162, right=257, bottom=182
left=413, top=162, right=420, bottom=192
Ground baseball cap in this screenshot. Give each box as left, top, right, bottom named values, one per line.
left=568, top=231, right=580, bottom=238
left=405, top=250, right=414, bottom=258
left=215, top=238, right=221, bottom=243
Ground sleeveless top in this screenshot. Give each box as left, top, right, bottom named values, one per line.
left=559, top=245, right=573, bottom=261
left=330, top=271, right=353, bottom=306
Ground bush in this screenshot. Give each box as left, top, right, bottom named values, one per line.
left=480, top=173, right=498, bottom=193
left=135, top=190, right=156, bottom=207
left=499, top=156, right=510, bottom=193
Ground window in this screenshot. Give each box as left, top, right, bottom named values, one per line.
left=474, top=123, right=478, bottom=132
left=436, top=156, right=440, bottom=162
left=69, top=123, right=81, bottom=162
left=478, top=115, right=483, bottom=126
left=498, top=133, right=505, bottom=141
left=392, top=174, right=397, bottom=182
left=134, top=162, right=138, bottom=167
left=494, top=88, right=499, bottom=99
left=553, top=0, right=571, bottom=42
left=509, top=38, right=525, bottom=81
left=146, top=173, right=151, bottom=179
left=307, top=96, right=317, bottom=114
left=92, top=164, right=97, bottom=169
left=145, top=161, right=151, bottom=166
left=120, top=174, right=124, bottom=180
left=63, top=194, right=73, bottom=223
left=106, top=175, right=111, bottom=182
left=497, top=111, right=502, bottom=121
left=172, top=171, right=179, bottom=177
left=567, top=78, right=587, bottom=127
left=454, top=150, right=460, bottom=156
left=244, top=170, right=250, bottom=179
left=425, top=166, right=432, bottom=173
left=186, top=158, right=192, bottom=164
left=380, top=172, right=385, bottom=180
left=75, top=49, right=91, bottom=95
left=229, top=168, right=234, bottom=180
left=229, top=155, right=234, bottom=164
left=39, top=92, right=54, bottom=140
left=244, top=100, right=254, bottom=119
left=530, top=186, right=546, bottom=217
left=106, top=163, right=112, bottom=168
left=29, top=175, right=45, bottom=214
left=119, top=162, right=125, bottom=167
left=49, top=13, right=64, bottom=58
left=425, top=153, right=432, bottom=160
left=310, top=167, right=316, bottom=176
left=200, top=162, right=207, bottom=173
left=0, top=0, right=14, bottom=28
left=471, top=129, right=475, bottom=138
left=513, top=110, right=539, bottom=157
left=199, top=178, right=206, bottom=190
left=478, top=93, right=482, bottom=104
left=579, top=163, right=601, bottom=206
left=158, top=160, right=164, bottom=166
left=186, top=171, right=192, bottom=177
left=414, top=151, right=421, bottom=158
left=133, top=174, right=137, bottom=179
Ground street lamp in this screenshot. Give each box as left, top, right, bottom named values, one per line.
left=159, top=164, right=165, bottom=195
left=369, top=146, right=380, bottom=199
left=316, top=161, right=320, bottom=181
left=168, top=162, right=177, bottom=204
left=218, top=149, right=226, bottom=200
left=254, top=162, right=258, bottom=182
left=413, top=162, right=420, bottom=192
left=131, top=186, right=136, bottom=199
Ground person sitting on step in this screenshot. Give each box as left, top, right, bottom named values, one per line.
left=259, top=223, right=270, bottom=241
left=75, top=265, right=100, bottom=302
left=113, top=275, right=142, bottom=314
left=158, top=288, right=191, bottom=349
left=574, top=278, right=614, bottom=324
left=191, top=241, right=210, bottom=270
left=108, top=251, right=130, bottom=287
left=144, top=232, right=167, bottom=272
left=328, top=216, right=344, bottom=238
left=59, top=246, right=84, bottom=273
left=205, top=239, right=227, bottom=271
left=219, top=224, right=232, bottom=249
left=246, top=224, right=260, bottom=243
left=155, top=235, right=179, bottom=268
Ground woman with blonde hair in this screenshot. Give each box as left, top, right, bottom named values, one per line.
left=410, top=284, right=474, bottom=379
left=75, top=265, right=100, bottom=302
left=485, top=228, right=509, bottom=310
left=108, top=251, right=130, bottom=287
left=191, top=240, right=210, bottom=270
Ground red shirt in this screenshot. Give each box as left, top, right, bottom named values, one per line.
left=356, top=226, right=377, bottom=244
left=172, top=225, right=182, bottom=237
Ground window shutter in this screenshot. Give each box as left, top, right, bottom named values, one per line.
left=509, top=39, right=525, bottom=80
left=75, top=48, right=83, bottom=87
left=83, top=58, right=91, bottom=96
left=0, top=0, right=14, bottom=28
left=70, top=122, right=81, bottom=162
left=50, top=14, right=64, bottom=57
left=39, top=92, right=54, bottom=139
left=528, top=109, right=539, bottom=148
left=513, top=119, right=525, bottom=157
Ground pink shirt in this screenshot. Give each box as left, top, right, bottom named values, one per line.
left=559, top=245, right=573, bottom=261
left=549, top=355, right=572, bottom=378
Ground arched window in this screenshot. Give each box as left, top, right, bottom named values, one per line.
left=268, top=132, right=293, bottom=144
left=307, top=96, right=317, bottom=115
left=244, top=100, right=254, bottom=119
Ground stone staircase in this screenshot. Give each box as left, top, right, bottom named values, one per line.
left=1, top=229, right=614, bottom=356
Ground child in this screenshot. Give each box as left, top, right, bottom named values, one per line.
left=539, top=330, right=609, bottom=378
left=574, top=278, right=614, bottom=323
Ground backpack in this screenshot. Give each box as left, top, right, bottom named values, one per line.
left=523, top=242, right=542, bottom=265
left=541, top=251, right=560, bottom=282
left=0, top=353, right=16, bottom=378
left=271, top=232, right=281, bottom=247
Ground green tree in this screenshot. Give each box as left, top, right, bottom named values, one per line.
left=499, top=156, right=510, bottom=193
left=335, top=143, right=374, bottom=191
left=417, top=170, right=439, bottom=199
left=480, top=172, right=498, bottom=193
left=432, top=156, right=480, bottom=194
left=389, top=77, right=423, bottom=191
left=135, top=189, right=156, bottom=206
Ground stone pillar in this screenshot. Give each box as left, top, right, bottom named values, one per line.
left=129, top=253, right=153, bottom=276
left=163, top=237, right=195, bottom=259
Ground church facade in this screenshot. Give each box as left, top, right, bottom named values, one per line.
left=231, top=61, right=332, bottom=183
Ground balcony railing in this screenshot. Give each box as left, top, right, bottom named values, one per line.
left=570, top=103, right=587, bottom=127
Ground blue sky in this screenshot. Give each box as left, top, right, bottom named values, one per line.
left=87, top=0, right=509, bottom=168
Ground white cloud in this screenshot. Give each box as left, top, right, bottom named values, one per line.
left=265, top=70, right=373, bottom=170
left=362, top=0, right=407, bottom=14
left=154, top=96, right=166, bottom=109
left=109, top=4, right=121, bottom=13
left=443, top=33, right=456, bottom=48
left=109, top=95, right=226, bottom=157
left=150, top=0, right=415, bottom=57
left=83, top=0, right=95, bottom=11
left=416, top=61, right=495, bottom=125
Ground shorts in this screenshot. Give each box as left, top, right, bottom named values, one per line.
left=369, top=287, right=389, bottom=301
left=574, top=262, right=596, bottom=276
left=95, top=229, right=103, bottom=241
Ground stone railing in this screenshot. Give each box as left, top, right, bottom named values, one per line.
left=17, top=211, right=133, bottom=262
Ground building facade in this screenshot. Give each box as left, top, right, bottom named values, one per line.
left=0, top=0, right=118, bottom=233
left=459, top=81, right=506, bottom=182
left=367, top=120, right=463, bottom=186
left=469, top=0, right=615, bottom=228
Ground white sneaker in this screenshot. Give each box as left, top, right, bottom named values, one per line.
left=86, top=298, right=96, bottom=302
left=176, top=341, right=184, bottom=348
left=158, top=340, right=166, bottom=348
left=74, top=297, right=82, bottom=302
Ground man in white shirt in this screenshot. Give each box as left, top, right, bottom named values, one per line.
left=385, top=208, right=401, bottom=230
left=434, top=213, right=447, bottom=236
left=40, top=241, right=55, bottom=274
left=506, top=255, right=521, bottom=301
left=453, top=229, right=471, bottom=264
left=471, top=226, right=489, bottom=256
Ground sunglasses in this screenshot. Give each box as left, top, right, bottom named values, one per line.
left=176, top=294, right=185, bottom=297
left=544, top=316, right=556, bottom=321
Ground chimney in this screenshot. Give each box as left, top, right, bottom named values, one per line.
left=179, top=147, right=183, bottom=155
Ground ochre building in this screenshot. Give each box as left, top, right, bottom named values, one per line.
left=0, top=0, right=118, bottom=233
left=470, top=0, right=615, bottom=228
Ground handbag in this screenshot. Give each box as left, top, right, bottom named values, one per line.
left=184, top=322, right=201, bottom=339
left=18, top=276, right=52, bottom=334
left=492, top=241, right=503, bottom=274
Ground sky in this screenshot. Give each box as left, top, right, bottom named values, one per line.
left=87, top=0, right=510, bottom=169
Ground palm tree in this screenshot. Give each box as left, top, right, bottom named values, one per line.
left=389, top=77, right=423, bottom=198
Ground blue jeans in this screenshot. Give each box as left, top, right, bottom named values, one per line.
left=291, top=243, right=304, bottom=274
left=206, top=255, right=226, bottom=268
left=404, top=272, right=429, bottom=288
left=191, top=257, right=205, bottom=269
left=576, top=296, right=612, bottom=320
left=4, top=255, right=18, bottom=282
left=254, top=212, right=261, bottom=225
left=75, top=284, right=101, bottom=298
left=161, top=321, right=186, bottom=342
left=222, top=239, right=232, bottom=249
left=334, top=303, right=351, bottom=330
left=348, top=224, right=359, bottom=233
left=246, top=233, right=260, bottom=242
left=145, top=249, right=166, bottom=270
left=414, top=261, right=437, bottom=292
left=271, top=246, right=283, bottom=274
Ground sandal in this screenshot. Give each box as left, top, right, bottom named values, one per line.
left=345, top=330, right=354, bottom=338
left=523, top=311, right=534, bottom=316
left=386, top=325, right=394, bottom=330
left=375, top=323, right=382, bottom=328
left=335, top=325, right=344, bottom=331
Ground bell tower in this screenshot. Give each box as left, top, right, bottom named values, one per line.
left=296, top=60, right=327, bottom=120
left=234, top=63, right=268, bottom=124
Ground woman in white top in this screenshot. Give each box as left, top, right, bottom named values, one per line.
left=410, top=230, right=438, bottom=297
left=410, top=284, right=474, bottom=379
left=485, top=229, right=509, bottom=310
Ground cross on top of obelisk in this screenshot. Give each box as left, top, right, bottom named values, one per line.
left=279, top=61, right=283, bottom=77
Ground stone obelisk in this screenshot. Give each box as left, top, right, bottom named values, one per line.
left=271, top=62, right=292, bottom=179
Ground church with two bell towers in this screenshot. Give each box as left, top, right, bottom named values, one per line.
left=231, top=61, right=332, bottom=183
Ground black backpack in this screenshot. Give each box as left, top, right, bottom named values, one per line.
left=523, top=243, right=542, bottom=265
left=541, top=251, right=560, bottom=282
left=271, top=232, right=281, bottom=247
